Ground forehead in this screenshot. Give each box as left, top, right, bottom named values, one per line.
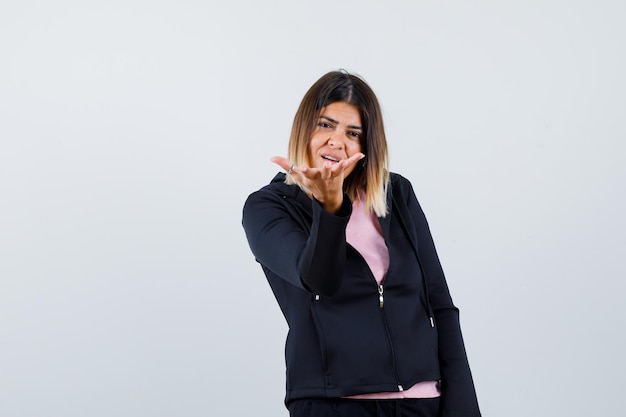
left=319, top=102, right=362, bottom=125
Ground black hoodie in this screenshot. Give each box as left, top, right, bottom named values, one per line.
left=242, top=172, right=480, bottom=417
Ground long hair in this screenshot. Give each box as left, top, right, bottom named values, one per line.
left=286, top=70, right=389, bottom=217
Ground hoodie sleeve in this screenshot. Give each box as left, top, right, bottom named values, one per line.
left=242, top=187, right=352, bottom=297
left=399, top=175, right=481, bottom=417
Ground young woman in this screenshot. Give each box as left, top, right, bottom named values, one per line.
left=242, top=70, right=481, bottom=417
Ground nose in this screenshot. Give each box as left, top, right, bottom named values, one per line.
left=328, top=132, right=344, bottom=149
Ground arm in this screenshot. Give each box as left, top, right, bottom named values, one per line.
left=242, top=187, right=352, bottom=297
left=401, top=177, right=481, bottom=417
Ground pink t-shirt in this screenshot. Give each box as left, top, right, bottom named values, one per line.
left=345, top=196, right=389, bottom=285
left=344, top=195, right=441, bottom=399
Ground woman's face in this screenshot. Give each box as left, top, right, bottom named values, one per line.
left=307, top=101, right=363, bottom=177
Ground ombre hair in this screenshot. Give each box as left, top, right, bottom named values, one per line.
left=285, top=70, right=390, bottom=217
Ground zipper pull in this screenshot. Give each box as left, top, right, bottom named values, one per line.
left=430, top=316, right=435, bottom=327
left=378, top=285, right=384, bottom=308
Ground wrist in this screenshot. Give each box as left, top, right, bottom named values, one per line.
left=322, top=199, right=343, bottom=214
left=316, top=192, right=344, bottom=214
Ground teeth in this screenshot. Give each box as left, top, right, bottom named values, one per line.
left=322, top=155, right=340, bottom=162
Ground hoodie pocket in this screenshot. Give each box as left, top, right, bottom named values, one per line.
left=309, top=296, right=396, bottom=388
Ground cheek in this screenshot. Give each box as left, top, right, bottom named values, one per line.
left=308, top=135, right=321, bottom=151
left=349, top=141, right=362, bottom=154
left=309, top=134, right=328, bottom=153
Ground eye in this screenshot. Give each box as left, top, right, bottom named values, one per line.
left=318, top=122, right=332, bottom=128
left=348, top=131, right=362, bottom=139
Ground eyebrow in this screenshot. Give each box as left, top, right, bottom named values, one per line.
left=320, top=115, right=362, bottom=131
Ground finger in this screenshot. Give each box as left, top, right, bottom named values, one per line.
left=345, top=152, right=365, bottom=165
left=331, top=152, right=365, bottom=174
left=270, top=156, right=294, bottom=173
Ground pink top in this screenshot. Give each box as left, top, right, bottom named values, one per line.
left=345, top=196, right=389, bottom=285
left=344, top=195, right=441, bottom=400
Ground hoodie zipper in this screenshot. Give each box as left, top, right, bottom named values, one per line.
left=377, top=282, right=405, bottom=392
left=347, top=245, right=404, bottom=392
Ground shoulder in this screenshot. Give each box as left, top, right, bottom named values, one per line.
left=246, top=172, right=290, bottom=197
left=389, top=171, right=411, bottom=185
left=388, top=172, right=416, bottom=196
left=243, top=173, right=301, bottom=212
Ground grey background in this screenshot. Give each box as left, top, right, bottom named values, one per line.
left=1, top=1, right=625, bottom=416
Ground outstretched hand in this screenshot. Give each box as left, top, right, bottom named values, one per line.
left=271, top=153, right=365, bottom=213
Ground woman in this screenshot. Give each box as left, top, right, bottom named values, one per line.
left=242, top=70, right=481, bottom=417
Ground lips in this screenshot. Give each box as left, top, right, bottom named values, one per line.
left=322, top=154, right=341, bottom=163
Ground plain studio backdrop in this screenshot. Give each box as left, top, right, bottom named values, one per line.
left=1, top=1, right=624, bottom=416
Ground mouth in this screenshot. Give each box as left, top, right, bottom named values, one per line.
left=322, top=155, right=341, bottom=163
